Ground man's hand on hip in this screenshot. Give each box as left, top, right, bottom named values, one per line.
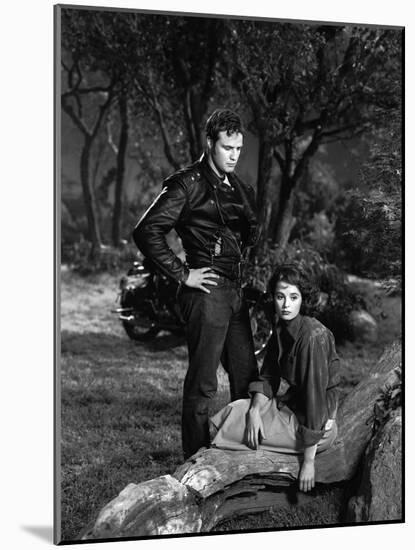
left=184, top=267, right=219, bottom=294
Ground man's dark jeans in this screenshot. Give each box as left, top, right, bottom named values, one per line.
left=177, top=276, right=258, bottom=459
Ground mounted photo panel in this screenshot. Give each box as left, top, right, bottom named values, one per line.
left=55, top=2, right=403, bottom=544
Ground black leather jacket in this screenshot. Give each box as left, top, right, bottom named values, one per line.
left=133, top=154, right=258, bottom=282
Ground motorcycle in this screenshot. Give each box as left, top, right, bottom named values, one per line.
left=113, top=259, right=274, bottom=357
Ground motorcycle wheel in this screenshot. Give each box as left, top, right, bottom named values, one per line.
left=246, top=292, right=273, bottom=358
left=122, top=319, right=160, bottom=341
left=120, top=291, right=160, bottom=342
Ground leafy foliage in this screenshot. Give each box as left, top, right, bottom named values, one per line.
left=226, top=21, right=402, bottom=245
left=332, top=105, right=402, bottom=290
left=291, top=159, right=339, bottom=253
left=334, top=189, right=401, bottom=280
left=372, top=367, right=402, bottom=432
left=244, top=239, right=371, bottom=340
left=60, top=8, right=403, bottom=253
left=62, top=240, right=139, bottom=274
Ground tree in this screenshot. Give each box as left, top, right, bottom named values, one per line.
left=227, top=22, right=402, bottom=250
left=61, top=9, right=118, bottom=250
left=128, top=14, right=227, bottom=167
left=333, top=103, right=402, bottom=286
left=102, top=12, right=228, bottom=241
left=61, top=9, right=229, bottom=247
left=163, top=16, right=227, bottom=161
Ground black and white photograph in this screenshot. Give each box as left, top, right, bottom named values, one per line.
left=54, top=2, right=405, bottom=545
left=2, top=0, right=411, bottom=548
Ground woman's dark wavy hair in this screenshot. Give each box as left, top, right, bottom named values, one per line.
left=205, top=109, right=244, bottom=144
left=267, top=263, right=321, bottom=317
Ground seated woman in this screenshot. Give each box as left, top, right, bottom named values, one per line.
left=210, top=264, right=341, bottom=492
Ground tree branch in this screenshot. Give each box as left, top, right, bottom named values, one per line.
left=87, top=79, right=117, bottom=142
left=133, top=78, right=153, bottom=105
left=106, top=116, right=119, bottom=155
left=147, top=71, right=181, bottom=171
left=273, top=147, right=285, bottom=171
left=292, top=128, right=321, bottom=184
left=201, top=22, right=222, bottom=107
left=61, top=98, right=90, bottom=136
left=320, top=121, right=371, bottom=139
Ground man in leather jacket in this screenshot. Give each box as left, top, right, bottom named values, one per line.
left=133, top=109, right=259, bottom=459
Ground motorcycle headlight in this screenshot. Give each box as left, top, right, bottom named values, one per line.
left=119, top=274, right=149, bottom=291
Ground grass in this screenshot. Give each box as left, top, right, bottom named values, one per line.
left=58, top=268, right=401, bottom=542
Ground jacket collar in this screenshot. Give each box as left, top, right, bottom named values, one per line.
left=276, top=314, right=303, bottom=342
left=199, top=153, right=238, bottom=190
left=274, top=314, right=303, bottom=362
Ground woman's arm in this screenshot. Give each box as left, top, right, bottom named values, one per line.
left=244, top=333, right=281, bottom=449
left=298, top=444, right=317, bottom=492
left=296, top=329, right=338, bottom=446
left=247, top=333, right=280, bottom=399
left=245, top=392, right=269, bottom=449
left=295, top=327, right=339, bottom=491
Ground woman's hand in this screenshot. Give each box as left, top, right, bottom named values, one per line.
left=298, top=459, right=315, bottom=492
left=245, top=408, right=267, bottom=450
left=299, top=443, right=317, bottom=492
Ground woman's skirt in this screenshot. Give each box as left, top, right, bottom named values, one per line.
left=209, top=398, right=337, bottom=454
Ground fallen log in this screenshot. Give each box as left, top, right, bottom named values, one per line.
left=80, top=340, right=401, bottom=540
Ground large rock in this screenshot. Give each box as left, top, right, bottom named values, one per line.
left=348, top=310, right=378, bottom=342
left=347, top=408, right=402, bottom=522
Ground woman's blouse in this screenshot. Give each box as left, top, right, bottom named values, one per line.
left=248, top=315, right=340, bottom=447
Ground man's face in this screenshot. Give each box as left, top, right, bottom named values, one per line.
left=208, top=130, right=243, bottom=174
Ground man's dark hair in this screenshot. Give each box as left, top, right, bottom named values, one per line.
left=205, top=109, right=244, bottom=144
left=268, top=263, right=321, bottom=317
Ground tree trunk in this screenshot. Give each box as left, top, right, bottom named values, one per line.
left=112, top=92, right=129, bottom=247
left=80, top=341, right=401, bottom=540
left=80, top=137, right=102, bottom=250
left=255, top=139, right=274, bottom=247
left=183, top=89, right=204, bottom=162
left=272, top=176, right=296, bottom=250
left=91, top=136, right=108, bottom=229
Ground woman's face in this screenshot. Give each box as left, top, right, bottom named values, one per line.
left=274, top=281, right=302, bottom=321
